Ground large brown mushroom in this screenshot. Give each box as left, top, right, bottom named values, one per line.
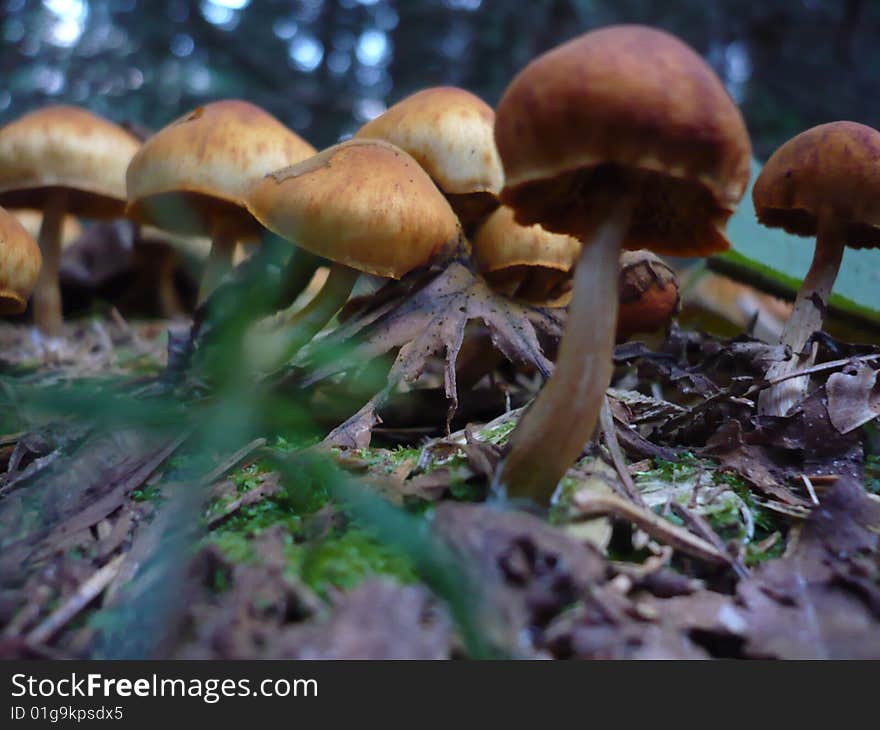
left=753, top=121, right=880, bottom=416
left=355, top=87, right=503, bottom=231
left=0, top=105, right=140, bottom=335
left=493, top=25, right=751, bottom=503
left=0, top=206, right=42, bottom=315
left=126, top=100, right=316, bottom=301
left=246, top=138, right=462, bottom=363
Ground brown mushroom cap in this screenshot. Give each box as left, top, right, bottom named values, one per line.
left=494, top=25, right=752, bottom=256
left=0, top=206, right=42, bottom=314
left=0, top=105, right=140, bottom=218
left=126, top=100, right=317, bottom=239
left=473, top=205, right=579, bottom=274
left=616, top=250, right=679, bottom=341
left=356, top=87, right=503, bottom=224
left=246, top=139, right=461, bottom=279
left=752, top=121, right=880, bottom=248
left=473, top=205, right=578, bottom=304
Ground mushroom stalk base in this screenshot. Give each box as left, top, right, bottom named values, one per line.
left=33, top=190, right=66, bottom=337
left=199, top=222, right=239, bottom=304
left=498, top=197, right=633, bottom=504
left=758, top=218, right=845, bottom=417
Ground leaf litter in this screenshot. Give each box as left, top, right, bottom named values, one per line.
left=3, top=267, right=880, bottom=659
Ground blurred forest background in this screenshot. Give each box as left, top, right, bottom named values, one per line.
left=1, top=0, right=877, bottom=161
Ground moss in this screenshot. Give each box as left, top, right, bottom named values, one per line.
left=205, top=460, right=416, bottom=596
left=131, top=483, right=163, bottom=503
left=864, top=454, right=880, bottom=495
left=291, top=527, right=417, bottom=594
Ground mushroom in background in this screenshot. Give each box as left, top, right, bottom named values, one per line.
left=679, top=270, right=791, bottom=343
left=0, top=105, right=140, bottom=336
left=472, top=205, right=579, bottom=306
left=356, top=87, right=503, bottom=232
left=126, top=100, right=316, bottom=302
left=493, top=25, right=752, bottom=503
left=616, top=251, right=679, bottom=343
left=246, top=138, right=462, bottom=367
left=753, top=121, right=880, bottom=416
left=0, top=206, right=42, bottom=315
left=12, top=210, right=83, bottom=251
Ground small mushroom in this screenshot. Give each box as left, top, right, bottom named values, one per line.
left=616, top=251, right=679, bottom=342
left=0, top=206, right=42, bottom=315
left=356, top=87, right=503, bottom=231
left=493, top=25, right=752, bottom=502
left=0, top=105, right=140, bottom=335
left=246, top=138, right=462, bottom=363
left=126, top=100, right=316, bottom=301
left=472, top=205, right=579, bottom=306
left=753, top=121, right=880, bottom=416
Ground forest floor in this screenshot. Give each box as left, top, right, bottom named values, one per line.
left=1, top=305, right=879, bottom=660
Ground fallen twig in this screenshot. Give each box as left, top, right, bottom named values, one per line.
left=26, top=554, right=125, bottom=645
left=572, top=491, right=732, bottom=566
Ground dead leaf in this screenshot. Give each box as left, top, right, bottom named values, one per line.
left=826, top=364, right=880, bottom=434
left=704, top=420, right=806, bottom=506
left=300, top=261, right=560, bottom=447
left=432, top=502, right=606, bottom=657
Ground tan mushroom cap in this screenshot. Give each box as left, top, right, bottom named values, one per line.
left=753, top=121, right=880, bottom=248
left=473, top=205, right=579, bottom=305
left=473, top=205, right=579, bottom=274
left=126, top=100, right=317, bottom=240
left=494, top=25, right=752, bottom=256
left=356, top=87, right=503, bottom=224
left=12, top=209, right=83, bottom=249
left=0, top=206, right=42, bottom=314
left=0, top=105, right=140, bottom=218
left=247, top=139, right=461, bottom=279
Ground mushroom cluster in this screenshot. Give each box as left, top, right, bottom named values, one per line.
left=1, top=21, right=874, bottom=511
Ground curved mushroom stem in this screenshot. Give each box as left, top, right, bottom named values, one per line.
left=758, top=214, right=845, bottom=417
left=264, top=262, right=359, bottom=369
left=498, top=196, right=633, bottom=503
left=33, top=189, right=66, bottom=337
left=198, top=218, right=239, bottom=303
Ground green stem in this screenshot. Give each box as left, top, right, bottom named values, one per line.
left=33, top=190, right=66, bottom=337
left=758, top=215, right=845, bottom=416
left=499, top=196, right=633, bottom=503
left=266, top=262, right=359, bottom=369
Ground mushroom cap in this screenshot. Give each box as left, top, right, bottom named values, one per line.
left=246, top=139, right=461, bottom=279
left=473, top=205, right=579, bottom=305
left=356, top=87, right=503, bottom=224
left=126, top=100, right=317, bottom=239
left=0, top=105, right=140, bottom=218
left=473, top=205, right=579, bottom=274
left=752, top=121, right=880, bottom=248
left=12, top=209, right=83, bottom=249
left=616, top=250, right=679, bottom=341
left=0, top=206, right=42, bottom=314
left=494, top=25, right=752, bottom=257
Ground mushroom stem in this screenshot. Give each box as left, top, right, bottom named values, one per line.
left=499, top=196, right=633, bottom=503
left=269, top=262, right=359, bottom=368
left=33, top=189, right=66, bottom=337
left=198, top=219, right=239, bottom=303
left=758, top=214, right=845, bottom=416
